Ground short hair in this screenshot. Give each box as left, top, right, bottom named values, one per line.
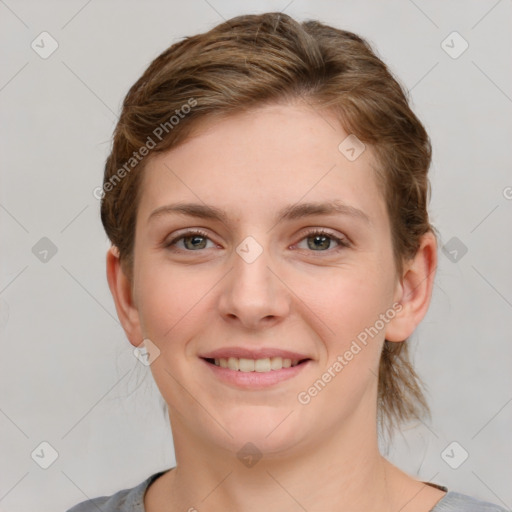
left=100, top=12, right=435, bottom=435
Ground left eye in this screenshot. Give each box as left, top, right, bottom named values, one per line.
left=296, top=231, right=348, bottom=251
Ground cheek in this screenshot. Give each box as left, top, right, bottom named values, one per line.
left=288, top=262, right=394, bottom=347
left=293, top=269, right=391, bottom=419
left=135, top=261, right=213, bottom=348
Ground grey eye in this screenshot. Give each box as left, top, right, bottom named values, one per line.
left=182, top=235, right=209, bottom=250
left=297, top=234, right=340, bottom=251
left=307, top=234, right=332, bottom=250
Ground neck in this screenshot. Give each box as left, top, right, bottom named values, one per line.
left=158, top=410, right=395, bottom=512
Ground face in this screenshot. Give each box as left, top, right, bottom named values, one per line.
left=119, top=103, right=406, bottom=456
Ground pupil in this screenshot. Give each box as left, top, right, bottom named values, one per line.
left=308, top=235, right=330, bottom=250
left=185, top=236, right=206, bottom=250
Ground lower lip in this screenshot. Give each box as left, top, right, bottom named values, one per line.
left=201, top=358, right=311, bottom=389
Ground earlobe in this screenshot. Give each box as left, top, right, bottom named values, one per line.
left=385, top=232, right=438, bottom=343
left=105, top=246, right=143, bottom=347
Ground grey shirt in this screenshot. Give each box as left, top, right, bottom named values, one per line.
left=67, top=470, right=509, bottom=512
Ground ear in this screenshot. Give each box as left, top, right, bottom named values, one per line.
left=106, top=246, right=143, bottom=348
left=385, top=231, right=437, bottom=342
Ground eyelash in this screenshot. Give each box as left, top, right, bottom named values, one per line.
left=163, top=228, right=350, bottom=254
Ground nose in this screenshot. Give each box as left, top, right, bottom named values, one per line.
left=217, top=243, right=291, bottom=331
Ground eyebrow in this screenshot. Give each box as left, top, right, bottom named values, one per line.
left=147, top=200, right=371, bottom=225
left=147, top=200, right=371, bottom=226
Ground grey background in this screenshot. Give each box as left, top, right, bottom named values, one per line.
left=1, top=1, right=511, bottom=511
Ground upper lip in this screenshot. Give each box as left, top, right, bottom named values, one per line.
left=199, top=347, right=311, bottom=361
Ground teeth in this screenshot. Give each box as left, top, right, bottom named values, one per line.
left=270, top=357, right=283, bottom=370
left=227, top=357, right=239, bottom=370
left=212, top=356, right=301, bottom=372
left=254, top=358, right=271, bottom=372
left=239, top=358, right=255, bottom=372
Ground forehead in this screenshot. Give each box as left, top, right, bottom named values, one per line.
left=138, top=103, right=386, bottom=225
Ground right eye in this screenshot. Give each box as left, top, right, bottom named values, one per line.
left=164, top=230, right=217, bottom=251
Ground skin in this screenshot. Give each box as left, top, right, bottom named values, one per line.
left=107, top=102, right=442, bottom=512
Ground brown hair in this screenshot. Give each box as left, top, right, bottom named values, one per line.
left=101, top=12, right=434, bottom=434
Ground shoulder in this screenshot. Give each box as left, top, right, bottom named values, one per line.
left=65, top=471, right=168, bottom=512
left=431, top=491, right=510, bottom=512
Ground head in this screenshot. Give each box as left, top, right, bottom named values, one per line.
left=103, top=13, right=437, bottom=453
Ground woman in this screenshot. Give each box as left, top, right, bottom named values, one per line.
left=68, top=12, right=507, bottom=512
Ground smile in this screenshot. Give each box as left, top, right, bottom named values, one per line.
left=201, top=356, right=311, bottom=389
left=206, top=356, right=305, bottom=372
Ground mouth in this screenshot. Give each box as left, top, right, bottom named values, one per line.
left=199, top=352, right=312, bottom=389
left=202, top=356, right=310, bottom=372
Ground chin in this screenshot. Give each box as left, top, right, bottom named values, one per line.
left=214, top=407, right=308, bottom=456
